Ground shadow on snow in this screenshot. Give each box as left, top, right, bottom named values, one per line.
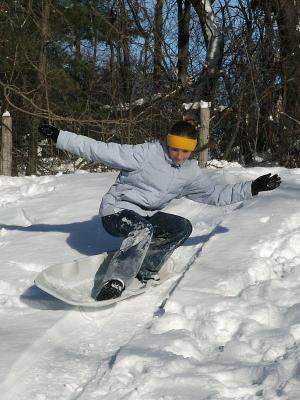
left=0, top=216, right=228, bottom=310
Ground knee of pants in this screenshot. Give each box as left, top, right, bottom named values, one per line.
left=134, top=221, right=154, bottom=239
left=179, top=218, right=193, bottom=239
left=121, top=222, right=153, bottom=252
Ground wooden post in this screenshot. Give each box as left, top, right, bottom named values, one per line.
left=199, top=101, right=211, bottom=168
left=1, top=111, right=12, bottom=176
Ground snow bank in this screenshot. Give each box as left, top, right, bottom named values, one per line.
left=0, top=176, right=56, bottom=207
left=0, top=166, right=300, bottom=400
left=89, top=168, right=300, bottom=400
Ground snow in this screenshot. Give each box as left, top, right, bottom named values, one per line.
left=208, top=159, right=242, bottom=169
left=0, top=164, right=300, bottom=399
left=182, top=101, right=211, bottom=110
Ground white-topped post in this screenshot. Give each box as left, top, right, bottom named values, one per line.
left=1, top=111, right=12, bottom=176
left=199, top=101, right=211, bottom=168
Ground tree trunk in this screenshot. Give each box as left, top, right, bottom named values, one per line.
left=110, top=42, right=118, bottom=105
left=118, top=0, right=132, bottom=101
left=190, top=1, right=224, bottom=167
left=153, top=0, right=163, bottom=89
left=191, top=0, right=223, bottom=98
left=177, top=0, right=191, bottom=85
left=26, top=0, right=50, bottom=175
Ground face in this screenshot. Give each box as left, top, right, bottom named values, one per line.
left=168, top=147, right=192, bottom=166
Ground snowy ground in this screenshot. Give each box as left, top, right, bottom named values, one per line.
left=0, top=164, right=300, bottom=400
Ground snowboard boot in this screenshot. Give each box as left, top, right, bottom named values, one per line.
left=96, top=279, right=125, bottom=301
left=136, top=271, right=160, bottom=284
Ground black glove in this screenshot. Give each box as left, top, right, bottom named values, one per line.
left=251, top=173, right=281, bottom=195
left=38, top=122, right=60, bottom=143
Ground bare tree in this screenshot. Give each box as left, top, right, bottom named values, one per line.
left=189, top=0, right=224, bottom=166
left=153, top=0, right=164, bottom=89
left=191, top=0, right=224, bottom=99
left=1, top=0, right=299, bottom=174
left=118, top=0, right=132, bottom=101
left=251, top=0, right=300, bottom=165
left=26, top=0, right=51, bottom=175
left=177, top=0, right=191, bottom=85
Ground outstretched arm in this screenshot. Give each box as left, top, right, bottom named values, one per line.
left=38, top=123, right=148, bottom=171
left=183, top=171, right=281, bottom=206
left=183, top=173, right=253, bottom=206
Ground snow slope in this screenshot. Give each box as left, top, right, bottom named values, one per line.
left=0, top=165, right=299, bottom=400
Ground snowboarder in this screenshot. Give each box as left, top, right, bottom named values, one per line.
left=38, top=121, right=281, bottom=301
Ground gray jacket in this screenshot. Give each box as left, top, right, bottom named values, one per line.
left=57, top=131, right=253, bottom=217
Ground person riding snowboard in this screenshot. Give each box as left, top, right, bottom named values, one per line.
left=39, top=121, right=281, bottom=301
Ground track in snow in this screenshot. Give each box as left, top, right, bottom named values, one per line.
left=1, top=205, right=237, bottom=400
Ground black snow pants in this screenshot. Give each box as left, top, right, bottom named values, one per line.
left=99, top=209, right=192, bottom=289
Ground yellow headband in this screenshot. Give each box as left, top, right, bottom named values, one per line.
left=167, top=134, right=197, bottom=151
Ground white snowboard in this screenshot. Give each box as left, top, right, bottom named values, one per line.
left=34, top=252, right=174, bottom=308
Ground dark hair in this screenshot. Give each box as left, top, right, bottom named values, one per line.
left=169, top=121, right=197, bottom=139
left=182, top=110, right=198, bottom=127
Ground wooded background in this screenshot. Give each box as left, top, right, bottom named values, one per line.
left=0, top=0, right=299, bottom=175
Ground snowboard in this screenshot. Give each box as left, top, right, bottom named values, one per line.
left=34, top=252, right=174, bottom=308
